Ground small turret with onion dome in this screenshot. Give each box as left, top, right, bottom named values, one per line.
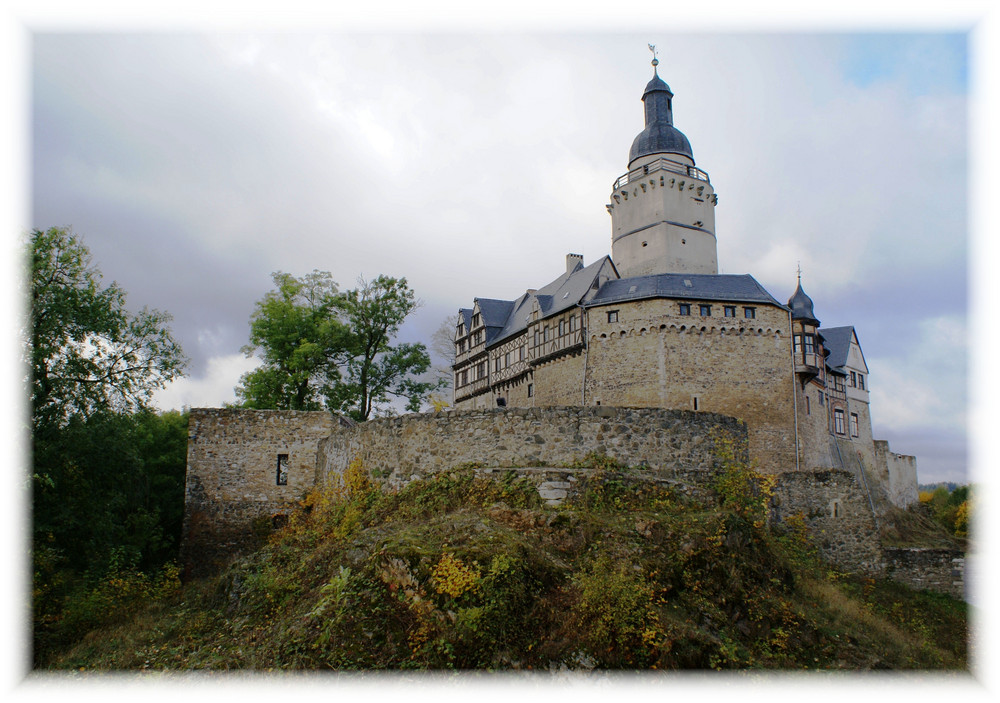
left=789, top=269, right=823, bottom=379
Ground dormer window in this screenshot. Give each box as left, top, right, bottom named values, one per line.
left=472, top=313, right=481, bottom=328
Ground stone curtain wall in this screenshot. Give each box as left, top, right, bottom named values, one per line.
left=318, top=406, right=746, bottom=491
left=771, top=469, right=884, bottom=576
left=181, top=408, right=335, bottom=576
left=874, top=441, right=918, bottom=508
left=883, top=548, right=965, bottom=599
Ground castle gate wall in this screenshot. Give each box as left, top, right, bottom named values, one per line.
left=317, top=406, right=746, bottom=491
left=181, top=408, right=335, bottom=576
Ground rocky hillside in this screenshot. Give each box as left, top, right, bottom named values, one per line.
left=49, top=458, right=968, bottom=671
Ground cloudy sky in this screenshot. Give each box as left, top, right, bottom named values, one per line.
left=16, top=7, right=988, bottom=486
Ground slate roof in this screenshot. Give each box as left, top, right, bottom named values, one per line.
left=458, top=308, right=473, bottom=333
left=788, top=280, right=820, bottom=326
left=819, top=326, right=855, bottom=373
left=489, top=257, right=614, bottom=347
left=590, top=273, right=784, bottom=308
left=475, top=298, right=516, bottom=345
left=629, top=70, right=694, bottom=164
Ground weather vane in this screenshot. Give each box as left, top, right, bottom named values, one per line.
left=797, top=261, right=802, bottom=282
left=648, top=43, right=659, bottom=70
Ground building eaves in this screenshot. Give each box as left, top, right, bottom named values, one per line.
left=589, top=273, right=786, bottom=309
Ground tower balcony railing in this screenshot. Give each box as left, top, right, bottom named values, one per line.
left=612, top=157, right=710, bottom=192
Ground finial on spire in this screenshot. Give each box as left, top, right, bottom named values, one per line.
left=796, top=261, right=802, bottom=282
left=648, top=43, right=659, bottom=72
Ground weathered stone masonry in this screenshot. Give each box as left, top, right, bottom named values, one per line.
left=182, top=405, right=920, bottom=584
left=181, top=408, right=335, bottom=576
left=317, top=405, right=746, bottom=491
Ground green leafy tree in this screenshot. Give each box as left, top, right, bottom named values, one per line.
left=236, top=270, right=350, bottom=410
left=29, top=226, right=186, bottom=437
left=335, top=275, right=437, bottom=421
left=236, top=272, right=438, bottom=420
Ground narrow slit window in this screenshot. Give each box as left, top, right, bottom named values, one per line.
left=276, top=454, right=289, bottom=486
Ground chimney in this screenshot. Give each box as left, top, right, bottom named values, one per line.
left=566, top=253, right=583, bottom=274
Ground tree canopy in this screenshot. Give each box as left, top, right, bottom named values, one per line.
left=29, top=226, right=186, bottom=435
left=237, top=272, right=439, bottom=421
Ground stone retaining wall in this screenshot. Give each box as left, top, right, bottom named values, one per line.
left=883, top=548, right=965, bottom=599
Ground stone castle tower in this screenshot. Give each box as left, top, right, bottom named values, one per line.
left=608, top=59, right=719, bottom=277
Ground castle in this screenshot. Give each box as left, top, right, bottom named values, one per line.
left=451, top=58, right=917, bottom=507
left=181, top=58, right=963, bottom=597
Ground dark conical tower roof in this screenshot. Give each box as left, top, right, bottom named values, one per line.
left=788, top=276, right=820, bottom=326
left=628, top=66, right=694, bottom=165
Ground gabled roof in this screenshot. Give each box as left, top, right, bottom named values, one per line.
left=457, top=308, right=473, bottom=335
left=474, top=298, right=515, bottom=345
left=489, top=256, right=617, bottom=346
left=819, top=326, right=858, bottom=373
left=590, top=273, right=784, bottom=308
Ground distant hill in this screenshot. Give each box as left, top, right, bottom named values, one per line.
left=45, top=465, right=968, bottom=671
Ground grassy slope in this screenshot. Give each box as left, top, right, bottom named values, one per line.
left=48, top=466, right=968, bottom=671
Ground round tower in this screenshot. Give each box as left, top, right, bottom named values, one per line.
left=608, top=58, right=718, bottom=278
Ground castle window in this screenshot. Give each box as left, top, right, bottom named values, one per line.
left=834, top=409, right=846, bottom=435
left=744, top=307, right=756, bottom=319
left=678, top=304, right=691, bottom=316
left=850, top=413, right=859, bottom=437
left=850, top=371, right=857, bottom=387
left=527, top=383, right=534, bottom=397
left=724, top=306, right=736, bottom=317
left=472, top=313, right=481, bottom=328
left=558, top=319, right=565, bottom=336
left=458, top=338, right=467, bottom=353
left=607, top=310, right=619, bottom=323
left=543, top=326, right=550, bottom=342
left=818, top=391, right=823, bottom=406
left=495, top=358, right=501, bottom=373
left=699, top=305, right=711, bottom=317
left=804, top=334, right=814, bottom=355
left=473, top=331, right=483, bottom=346
left=276, top=454, right=289, bottom=486
left=833, top=375, right=845, bottom=392
left=805, top=396, right=811, bottom=415
left=692, top=396, right=699, bottom=411
left=570, top=314, right=577, bottom=331
left=520, top=345, right=525, bottom=361
left=831, top=500, right=842, bottom=518
left=858, top=374, right=865, bottom=390
left=504, top=351, right=510, bottom=367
